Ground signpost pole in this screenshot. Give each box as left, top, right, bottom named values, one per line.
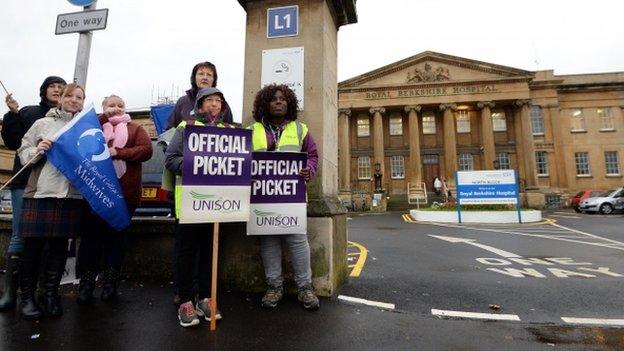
left=210, top=222, right=220, bottom=331
left=514, top=170, right=523, bottom=224
left=456, top=171, right=462, bottom=223
left=73, top=1, right=97, bottom=88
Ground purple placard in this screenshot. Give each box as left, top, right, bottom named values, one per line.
left=251, top=152, right=307, bottom=204
left=182, top=126, right=252, bottom=186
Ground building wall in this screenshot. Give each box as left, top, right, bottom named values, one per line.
left=337, top=52, right=624, bottom=196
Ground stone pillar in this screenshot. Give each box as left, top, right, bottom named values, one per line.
left=516, top=99, right=538, bottom=187
left=440, top=103, right=458, bottom=185
left=405, top=105, right=423, bottom=187
left=513, top=107, right=526, bottom=183
left=370, top=107, right=386, bottom=180
left=549, top=106, right=568, bottom=189
left=477, top=101, right=496, bottom=170
left=235, top=0, right=357, bottom=296
left=338, top=108, right=351, bottom=192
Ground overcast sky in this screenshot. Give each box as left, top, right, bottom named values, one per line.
left=1, top=0, right=622, bottom=122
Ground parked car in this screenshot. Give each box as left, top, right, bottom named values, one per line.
left=570, top=189, right=605, bottom=213
left=0, top=189, right=12, bottom=214
left=578, top=188, right=624, bottom=214
left=135, top=139, right=172, bottom=216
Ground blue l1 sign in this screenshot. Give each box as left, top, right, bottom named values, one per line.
left=67, top=0, right=97, bottom=6
left=267, top=5, right=298, bottom=38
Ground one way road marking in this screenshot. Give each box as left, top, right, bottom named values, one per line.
left=429, top=235, right=521, bottom=258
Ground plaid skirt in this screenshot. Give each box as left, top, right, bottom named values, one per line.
left=20, top=198, right=87, bottom=238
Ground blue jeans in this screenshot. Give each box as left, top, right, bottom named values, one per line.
left=260, top=234, right=312, bottom=288
left=7, top=188, right=24, bottom=254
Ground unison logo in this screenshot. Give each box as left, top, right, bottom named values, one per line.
left=254, top=209, right=298, bottom=228
left=190, top=191, right=241, bottom=212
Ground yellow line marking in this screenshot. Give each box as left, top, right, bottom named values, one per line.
left=402, top=214, right=417, bottom=223
left=347, top=240, right=368, bottom=278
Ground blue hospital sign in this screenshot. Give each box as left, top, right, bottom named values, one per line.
left=267, top=5, right=299, bottom=38
left=456, top=170, right=519, bottom=205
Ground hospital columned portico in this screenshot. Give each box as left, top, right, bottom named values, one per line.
left=336, top=51, right=624, bottom=203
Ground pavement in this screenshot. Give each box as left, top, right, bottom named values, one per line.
left=1, top=209, right=623, bottom=350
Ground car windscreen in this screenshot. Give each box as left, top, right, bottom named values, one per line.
left=589, top=191, right=604, bottom=197
left=601, top=189, right=617, bottom=197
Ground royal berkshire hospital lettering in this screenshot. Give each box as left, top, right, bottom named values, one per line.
left=365, top=85, right=499, bottom=100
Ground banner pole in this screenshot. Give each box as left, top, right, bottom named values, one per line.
left=0, top=152, right=42, bottom=193
left=0, top=80, right=10, bottom=95
left=210, top=222, right=220, bottom=332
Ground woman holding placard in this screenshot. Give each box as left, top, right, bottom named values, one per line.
left=249, top=84, right=320, bottom=311
left=165, top=87, right=233, bottom=327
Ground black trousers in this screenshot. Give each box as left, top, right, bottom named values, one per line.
left=77, top=208, right=134, bottom=275
left=176, top=223, right=214, bottom=303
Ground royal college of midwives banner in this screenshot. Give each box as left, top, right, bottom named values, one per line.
left=247, top=152, right=307, bottom=235
left=46, top=104, right=130, bottom=231
left=181, top=126, right=252, bottom=224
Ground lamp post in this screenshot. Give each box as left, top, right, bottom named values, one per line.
left=373, top=162, right=383, bottom=192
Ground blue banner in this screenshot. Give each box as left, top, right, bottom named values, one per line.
left=46, top=104, right=131, bottom=231
left=150, top=104, right=175, bottom=136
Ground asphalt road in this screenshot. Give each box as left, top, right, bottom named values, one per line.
left=341, top=209, right=624, bottom=348
left=1, top=209, right=623, bottom=350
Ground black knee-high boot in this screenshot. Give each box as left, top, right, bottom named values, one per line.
left=76, top=270, right=96, bottom=305
left=42, top=243, right=68, bottom=317
left=0, top=255, right=20, bottom=311
left=19, top=242, right=43, bottom=319
left=101, top=267, right=120, bottom=301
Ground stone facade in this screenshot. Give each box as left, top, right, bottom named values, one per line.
left=337, top=51, right=624, bottom=197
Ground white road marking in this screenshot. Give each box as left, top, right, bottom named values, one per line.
left=550, top=222, right=624, bottom=247
left=549, top=214, right=581, bottom=219
left=337, top=295, right=395, bottom=310
left=429, top=235, right=521, bottom=258
left=561, top=317, right=624, bottom=326
left=426, top=222, right=624, bottom=252
left=431, top=309, right=521, bottom=321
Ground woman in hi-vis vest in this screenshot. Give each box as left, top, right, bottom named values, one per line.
left=250, top=84, right=320, bottom=311
left=164, top=87, right=233, bottom=328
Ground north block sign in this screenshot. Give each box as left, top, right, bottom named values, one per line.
left=267, top=5, right=298, bottom=38
left=55, top=9, right=108, bottom=35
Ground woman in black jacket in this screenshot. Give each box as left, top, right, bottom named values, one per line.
left=0, top=76, right=66, bottom=311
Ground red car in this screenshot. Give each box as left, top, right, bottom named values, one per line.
left=570, top=189, right=604, bottom=213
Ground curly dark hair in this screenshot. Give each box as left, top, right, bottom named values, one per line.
left=252, top=84, right=299, bottom=122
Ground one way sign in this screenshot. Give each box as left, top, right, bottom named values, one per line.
left=55, top=9, right=108, bottom=35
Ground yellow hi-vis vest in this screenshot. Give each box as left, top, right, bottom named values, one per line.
left=250, top=120, right=308, bottom=152
left=174, top=120, right=234, bottom=218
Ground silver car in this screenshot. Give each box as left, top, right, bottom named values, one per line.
left=0, top=189, right=12, bottom=214
left=578, top=187, right=624, bottom=214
